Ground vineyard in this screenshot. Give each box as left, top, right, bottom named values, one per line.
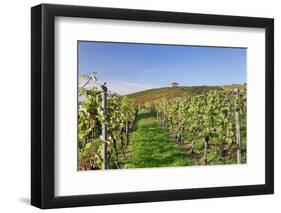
left=127, top=85, right=223, bottom=104
left=78, top=73, right=246, bottom=170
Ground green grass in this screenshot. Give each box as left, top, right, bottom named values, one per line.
left=125, top=111, right=194, bottom=168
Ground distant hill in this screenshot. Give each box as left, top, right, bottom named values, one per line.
left=127, top=86, right=221, bottom=105
left=127, top=84, right=246, bottom=105
left=221, top=83, right=246, bottom=91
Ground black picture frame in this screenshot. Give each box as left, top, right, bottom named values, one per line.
left=31, top=3, right=274, bottom=209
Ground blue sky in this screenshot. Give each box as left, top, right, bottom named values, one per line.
left=78, top=41, right=246, bottom=95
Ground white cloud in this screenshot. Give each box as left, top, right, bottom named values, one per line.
left=79, top=78, right=156, bottom=95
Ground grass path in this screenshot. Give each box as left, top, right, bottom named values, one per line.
left=125, top=111, right=194, bottom=168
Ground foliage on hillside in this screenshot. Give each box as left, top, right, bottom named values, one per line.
left=126, top=86, right=223, bottom=105
left=222, top=83, right=246, bottom=91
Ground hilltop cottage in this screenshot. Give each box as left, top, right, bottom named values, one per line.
left=171, top=82, right=179, bottom=87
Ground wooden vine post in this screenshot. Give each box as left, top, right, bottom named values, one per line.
left=156, top=111, right=159, bottom=120
left=125, top=120, right=129, bottom=146
left=101, top=87, right=109, bottom=169
left=203, top=136, right=209, bottom=165
left=177, top=97, right=182, bottom=143
left=163, top=102, right=166, bottom=128
left=234, top=88, right=242, bottom=164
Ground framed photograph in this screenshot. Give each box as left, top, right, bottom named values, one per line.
left=31, top=3, right=274, bottom=209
